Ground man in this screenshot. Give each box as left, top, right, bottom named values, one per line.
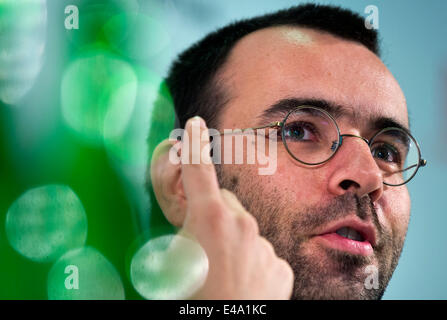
left=149, top=4, right=426, bottom=299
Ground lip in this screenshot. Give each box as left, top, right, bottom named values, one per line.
left=312, top=218, right=377, bottom=257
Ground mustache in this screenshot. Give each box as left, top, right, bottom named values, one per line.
left=295, top=193, right=383, bottom=246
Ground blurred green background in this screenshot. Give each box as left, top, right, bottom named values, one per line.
left=0, top=0, right=446, bottom=299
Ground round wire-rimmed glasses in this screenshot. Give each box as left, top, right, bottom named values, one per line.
left=224, top=105, right=427, bottom=186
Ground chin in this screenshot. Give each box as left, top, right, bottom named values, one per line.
left=289, top=244, right=386, bottom=300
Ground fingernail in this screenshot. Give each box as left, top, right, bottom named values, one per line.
left=191, top=116, right=207, bottom=129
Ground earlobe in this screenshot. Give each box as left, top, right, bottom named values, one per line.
left=150, top=139, right=187, bottom=227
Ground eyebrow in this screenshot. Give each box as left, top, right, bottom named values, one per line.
left=258, top=97, right=410, bottom=133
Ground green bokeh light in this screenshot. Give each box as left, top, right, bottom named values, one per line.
left=64, top=0, right=139, bottom=49
left=103, top=12, right=170, bottom=61
left=47, top=246, right=125, bottom=300
left=103, top=70, right=174, bottom=231
left=103, top=68, right=167, bottom=167
left=0, top=0, right=46, bottom=105
left=130, top=234, right=208, bottom=300
left=61, top=50, right=137, bottom=144
left=5, top=184, right=87, bottom=263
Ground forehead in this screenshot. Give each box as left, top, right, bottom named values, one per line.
left=218, top=26, right=408, bottom=130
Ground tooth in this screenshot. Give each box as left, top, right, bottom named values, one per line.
left=348, top=228, right=357, bottom=240
left=348, top=228, right=363, bottom=241
left=336, top=227, right=364, bottom=241
left=336, top=227, right=349, bottom=238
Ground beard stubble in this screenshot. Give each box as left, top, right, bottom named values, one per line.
left=215, top=164, right=406, bottom=300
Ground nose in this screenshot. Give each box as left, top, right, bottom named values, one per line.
left=327, top=135, right=384, bottom=203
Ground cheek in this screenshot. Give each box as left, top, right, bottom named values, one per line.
left=226, top=143, right=350, bottom=208
left=377, top=187, right=411, bottom=237
left=268, top=151, right=329, bottom=205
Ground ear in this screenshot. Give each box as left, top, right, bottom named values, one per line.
left=150, top=139, right=187, bottom=228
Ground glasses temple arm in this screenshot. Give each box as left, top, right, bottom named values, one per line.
left=218, top=121, right=282, bottom=135
left=392, top=158, right=427, bottom=174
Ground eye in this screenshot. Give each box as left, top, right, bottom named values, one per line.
left=283, top=121, right=318, bottom=142
left=371, top=143, right=401, bottom=164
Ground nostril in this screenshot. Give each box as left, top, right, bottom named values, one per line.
left=340, top=179, right=360, bottom=191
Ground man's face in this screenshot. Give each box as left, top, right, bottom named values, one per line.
left=214, top=26, right=411, bottom=299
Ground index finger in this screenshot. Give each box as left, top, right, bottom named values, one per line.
left=181, top=116, right=221, bottom=207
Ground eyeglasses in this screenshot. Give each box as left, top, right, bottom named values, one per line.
left=220, top=105, right=427, bottom=186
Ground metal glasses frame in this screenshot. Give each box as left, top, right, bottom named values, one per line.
left=220, top=105, right=427, bottom=186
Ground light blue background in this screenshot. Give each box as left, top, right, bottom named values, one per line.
left=1, top=0, right=445, bottom=300
left=157, top=0, right=447, bottom=299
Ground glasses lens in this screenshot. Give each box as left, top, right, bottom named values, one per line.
left=370, top=128, right=420, bottom=186
left=282, top=106, right=340, bottom=165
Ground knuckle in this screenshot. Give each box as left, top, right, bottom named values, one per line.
left=258, top=236, right=276, bottom=257
left=237, top=214, right=259, bottom=236
left=202, top=199, right=228, bottom=230
left=189, top=195, right=219, bottom=213
left=189, top=196, right=226, bottom=222
left=203, top=195, right=223, bottom=211
left=220, top=188, right=231, bottom=196
left=277, top=258, right=294, bottom=283
left=220, top=188, right=236, bottom=200
left=206, top=203, right=226, bottom=221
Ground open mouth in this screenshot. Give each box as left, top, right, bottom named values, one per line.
left=314, top=220, right=376, bottom=257
left=335, top=227, right=365, bottom=242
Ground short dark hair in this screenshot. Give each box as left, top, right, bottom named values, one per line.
left=166, top=3, right=380, bottom=130
left=144, top=3, right=380, bottom=236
